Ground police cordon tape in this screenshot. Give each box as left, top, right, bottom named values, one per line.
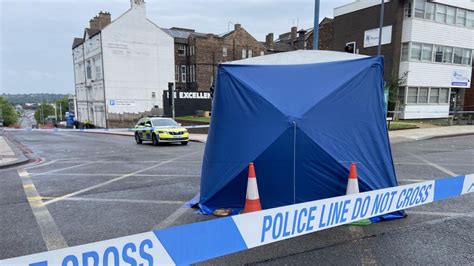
left=1, top=174, right=473, bottom=266
left=0, top=125, right=210, bottom=132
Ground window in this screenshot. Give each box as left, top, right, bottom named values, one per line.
left=434, top=45, right=443, bottom=62
left=407, top=87, right=418, bottom=103
left=462, top=49, right=472, bottom=65
left=456, top=9, right=466, bottom=26
left=178, top=45, right=186, bottom=56
left=189, top=65, right=196, bottom=83
left=453, top=47, right=463, bottom=64
left=180, top=65, right=186, bottom=82
left=152, top=92, right=156, bottom=98
left=467, top=11, right=474, bottom=28
left=223, top=47, right=227, bottom=57
left=248, top=50, right=253, bottom=58
left=401, top=43, right=409, bottom=61
left=242, top=49, right=247, bottom=58
left=435, top=4, right=446, bottom=23
left=446, top=6, right=455, bottom=24
left=439, top=88, right=449, bottom=103
left=425, top=2, right=435, bottom=20
left=414, top=0, right=425, bottom=18
left=190, top=46, right=195, bottom=56
left=404, top=1, right=412, bottom=18
left=443, top=46, right=453, bottom=63
left=175, top=65, right=179, bottom=81
left=421, top=44, right=432, bottom=61
left=397, top=87, right=406, bottom=104
left=429, top=88, right=439, bottom=103
left=345, top=42, right=356, bottom=54
left=86, top=61, right=92, bottom=79
left=411, top=43, right=422, bottom=60
left=95, top=65, right=102, bottom=80
left=418, top=87, right=428, bottom=103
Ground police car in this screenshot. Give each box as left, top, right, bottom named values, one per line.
left=134, top=117, right=189, bottom=145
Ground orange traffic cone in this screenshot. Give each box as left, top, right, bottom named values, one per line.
left=346, top=162, right=359, bottom=195
left=243, top=162, right=262, bottom=213
left=345, top=162, right=371, bottom=225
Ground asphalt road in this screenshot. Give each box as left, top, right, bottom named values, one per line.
left=0, top=131, right=473, bottom=264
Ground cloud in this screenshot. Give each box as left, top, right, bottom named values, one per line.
left=26, top=70, right=53, bottom=80
left=0, top=0, right=354, bottom=94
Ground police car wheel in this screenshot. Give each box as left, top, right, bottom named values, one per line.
left=135, top=133, right=142, bottom=144
left=152, top=133, right=159, bottom=146
left=181, top=141, right=188, bottom=145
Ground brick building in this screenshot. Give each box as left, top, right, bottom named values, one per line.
left=263, top=18, right=334, bottom=53
left=163, top=24, right=266, bottom=92
left=333, top=0, right=473, bottom=119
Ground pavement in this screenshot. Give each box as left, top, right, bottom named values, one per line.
left=0, top=134, right=30, bottom=168
left=0, top=130, right=472, bottom=264
left=80, top=125, right=474, bottom=144
left=388, top=125, right=474, bottom=143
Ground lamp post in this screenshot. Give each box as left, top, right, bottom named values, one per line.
left=377, top=0, right=385, bottom=55
left=313, top=0, right=320, bottom=50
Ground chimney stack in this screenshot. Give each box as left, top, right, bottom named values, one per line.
left=234, top=23, right=242, bottom=31
left=265, top=33, right=274, bottom=49
left=98, top=11, right=111, bottom=29
left=89, top=16, right=100, bottom=30
left=89, top=12, right=111, bottom=30
left=290, top=26, right=298, bottom=41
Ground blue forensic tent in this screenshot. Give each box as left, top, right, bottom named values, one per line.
left=198, top=50, right=404, bottom=221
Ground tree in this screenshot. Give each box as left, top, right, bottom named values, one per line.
left=385, top=71, right=408, bottom=113
left=0, top=96, right=18, bottom=126
left=34, top=103, right=55, bottom=124
left=55, top=97, right=69, bottom=121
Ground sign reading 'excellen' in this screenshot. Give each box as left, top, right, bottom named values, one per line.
left=166, top=91, right=211, bottom=99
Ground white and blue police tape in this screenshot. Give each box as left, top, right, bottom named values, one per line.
left=0, top=125, right=210, bottom=132
left=1, top=174, right=472, bottom=265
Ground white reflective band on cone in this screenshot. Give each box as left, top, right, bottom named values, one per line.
left=246, top=178, right=260, bottom=200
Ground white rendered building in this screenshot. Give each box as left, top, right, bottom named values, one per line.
left=72, top=0, right=174, bottom=127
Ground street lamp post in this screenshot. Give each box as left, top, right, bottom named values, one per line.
left=377, top=0, right=385, bottom=55
left=313, top=0, right=320, bottom=50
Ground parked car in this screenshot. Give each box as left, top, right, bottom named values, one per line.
left=134, top=117, right=189, bottom=145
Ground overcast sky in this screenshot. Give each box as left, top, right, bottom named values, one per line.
left=0, top=0, right=353, bottom=94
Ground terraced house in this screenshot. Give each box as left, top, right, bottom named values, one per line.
left=71, top=0, right=174, bottom=128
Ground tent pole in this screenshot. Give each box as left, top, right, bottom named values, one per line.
left=293, top=121, right=296, bottom=204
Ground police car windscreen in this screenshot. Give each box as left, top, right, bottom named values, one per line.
left=151, top=118, right=179, bottom=127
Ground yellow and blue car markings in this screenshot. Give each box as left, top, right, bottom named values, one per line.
left=134, top=118, right=189, bottom=143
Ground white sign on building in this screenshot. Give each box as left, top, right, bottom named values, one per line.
left=452, top=70, right=470, bottom=87
left=363, top=25, right=392, bottom=48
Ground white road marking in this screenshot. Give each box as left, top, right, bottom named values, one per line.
left=44, top=151, right=201, bottom=206
left=40, top=196, right=185, bottom=205
left=154, top=207, right=190, bottom=230
left=24, top=159, right=58, bottom=170
left=404, top=151, right=457, bottom=176
left=18, top=169, right=68, bottom=250
left=29, top=161, right=98, bottom=176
